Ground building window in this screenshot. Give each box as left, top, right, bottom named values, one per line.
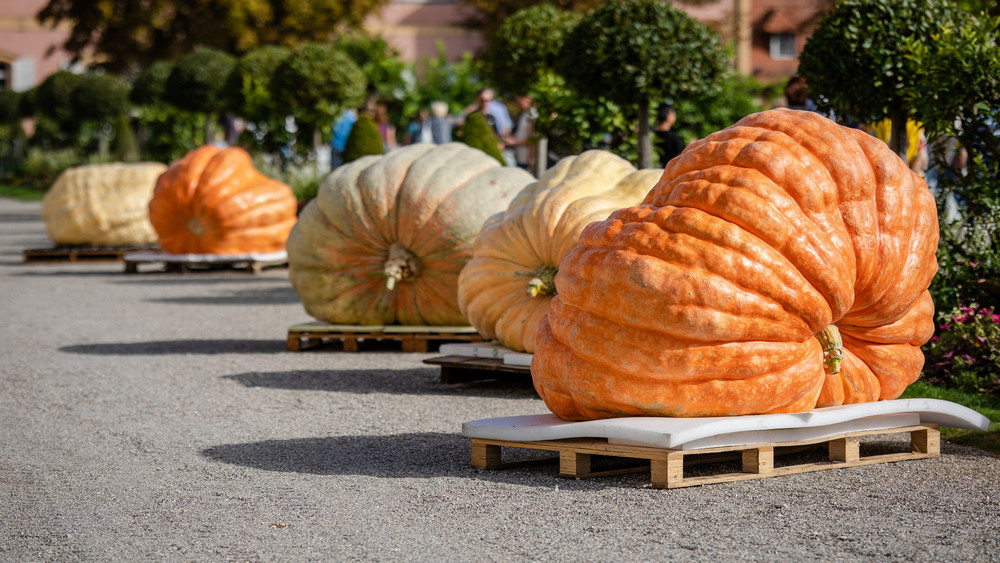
left=769, top=34, right=797, bottom=60
left=0, top=62, right=8, bottom=90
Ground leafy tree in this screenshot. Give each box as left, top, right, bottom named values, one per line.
left=33, top=71, right=86, bottom=147
left=70, top=73, right=131, bottom=158
left=334, top=34, right=409, bottom=101
left=269, top=43, right=367, bottom=161
left=226, top=45, right=292, bottom=123
left=483, top=4, right=584, bottom=172
left=482, top=4, right=581, bottom=97
left=130, top=61, right=174, bottom=106
left=342, top=114, right=384, bottom=163
left=0, top=90, right=21, bottom=125
left=37, top=0, right=391, bottom=74
left=400, top=43, right=486, bottom=121
left=224, top=45, right=293, bottom=154
left=557, top=0, right=727, bottom=168
left=901, top=8, right=1000, bottom=312
left=460, top=0, right=601, bottom=40
left=164, top=48, right=237, bottom=144
left=460, top=111, right=505, bottom=164
left=798, top=0, right=977, bottom=161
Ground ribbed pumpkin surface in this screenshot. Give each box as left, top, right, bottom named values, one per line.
left=148, top=146, right=298, bottom=254
left=458, top=150, right=661, bottom=352
left=287, top=143, right=534, bottom=325
left=42, top=162, right=166, bottom=246
left=533, top=109, right=939, bottom=420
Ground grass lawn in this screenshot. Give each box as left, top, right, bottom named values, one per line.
left=0, top=183, right=46, bottom=201
left=902, top=380, right=1000, bottom=454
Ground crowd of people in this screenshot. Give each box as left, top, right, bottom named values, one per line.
left=329, top=76, right=975, bottom=183
left=330, top=88, right=538, bottom=171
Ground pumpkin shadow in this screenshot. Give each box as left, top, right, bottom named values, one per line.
left=60, top=338, right=287, bottom=355
left=200, top=432, right=619, bottom=489
left=145, top=285, right=301, bottom=306
left=225, top=369, right=538, bottom=399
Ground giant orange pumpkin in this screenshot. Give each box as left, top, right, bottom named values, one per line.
left=148, top=146, right=298, bottom=254
left=533, top=109, right=939, bottom=420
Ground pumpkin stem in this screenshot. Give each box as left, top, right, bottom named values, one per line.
left=526, top=264, right=558, bottom=298
left=187, top=217, right=205, bottom=236
left=815, top=325, right=843, bottom=375
left=384, top=243, right=422, bottom=291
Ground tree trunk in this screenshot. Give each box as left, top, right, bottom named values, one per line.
left=534, top=136, right=548, bottom=177
left=889, top=111, right=910, bottom=166
left=638, top=98, right=653, bottom=169
left=204, top=114, right=215, bottom=146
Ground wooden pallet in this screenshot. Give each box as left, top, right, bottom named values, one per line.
left=286, top=323, right=485, bottom=352
left=471, top=424, right=940, bottom=489
left=123, top=254, right=286, bottom=274
left=423, top=355, right=532, bottom=384
left=23, top=245, right=156, bottom=264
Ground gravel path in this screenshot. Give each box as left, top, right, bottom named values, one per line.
left=1, top=196, right=998, bottom=562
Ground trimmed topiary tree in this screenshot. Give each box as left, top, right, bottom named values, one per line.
left=130, top=61, right=174, bottom=106
left=34, top=71, right=85, bottom=146
left=164, top=48, right=237, bottom=144
left=798, top=0, right=977, bottom=162
left=224, top=45, right=293, bottom=155
left=71, top=73, right=131, bottom=158
left=557, top=0, right=727, bottom=168
left=484, top=3, right=583, bottom=174
left=269, top=43, right=367, bottom=166
left=342, top=113, right=384, bottom=163
left=460, top=111, right=504, bottom=164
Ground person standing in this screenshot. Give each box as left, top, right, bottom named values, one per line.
left=506, top=95, right=538, bottom=170
left=653, top=102, right=685, bottom=168
left=330, top=108, right=358, bottom=169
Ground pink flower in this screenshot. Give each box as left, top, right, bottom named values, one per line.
left=969, top=261, right=980, bottom=268
left=940, top=324, right=951, bottom=330
left=961, top=306, right=975, bottom=315
left=992, top=314, right=1000, bottom=324
left=956, top=315, right=969, bottom=323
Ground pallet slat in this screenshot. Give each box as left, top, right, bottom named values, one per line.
left=470, top=424, right=940, bottom=489
left=23, top=245, right=156, bottom=264
left=287, top=324, right=485, bottom=352
left=422, top=355, right=532, bottom=384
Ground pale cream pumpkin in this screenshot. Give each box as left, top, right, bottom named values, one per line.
left=287, top=143, right=534, bottom=325
left=42, top=162, right=166, bottom=246
left=458, top=150, right=661, bottom=352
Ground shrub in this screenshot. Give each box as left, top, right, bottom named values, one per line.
left=164, top=48, right=236, bottom=114
left=342, top=114, right=384, bottom=163
left=71, top=73, right=130, bottom=122
left=459, top=111, right=504, bottom=164
left=131, top=61, right=174, bottom=106
left=0, top=90, right=21, bottom=124
left=924, top=304, right=1000, bottom=395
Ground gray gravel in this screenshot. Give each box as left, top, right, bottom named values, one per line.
left=1, top=195, right=998, bottom=562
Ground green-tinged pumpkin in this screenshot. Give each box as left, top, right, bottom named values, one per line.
left=287, top=142, right=534, bottom=325
left=148, top=145, right=298, bottom=254
left=533, top=109, right=939, bottom=420
left=42, top=162, right=166, bottom=246
left=458, top=150, right=661, bottom=352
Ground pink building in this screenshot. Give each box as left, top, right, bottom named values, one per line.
left=0, top=0, right=76, bottom=91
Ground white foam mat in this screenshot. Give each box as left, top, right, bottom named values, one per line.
left=124, top=250, right=288, bottom=262
left=462, top=399, right=990, bottom=451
